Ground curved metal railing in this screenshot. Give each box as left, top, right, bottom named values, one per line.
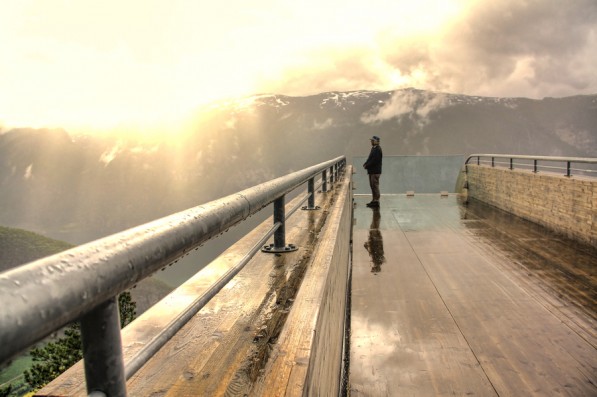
left=465, top=154, right=597, bottom=177
left=0, top=156, right=346, bottom=397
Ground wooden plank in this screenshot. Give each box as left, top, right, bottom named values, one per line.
left=351, top=202, right=496, bottom=396
left=38, top=183, right=343, bottom=396
left=351, top=194, right=597, bottom=396
left=142, top=219, right=325, bottom=396
left=251, top=173, right=352, bottom=396
left=419, top=251, right=597, bottom=396
left=457, top=199, right=597, bottom=343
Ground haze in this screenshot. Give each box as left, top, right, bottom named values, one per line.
left=1, top=0, right=595, bottom=134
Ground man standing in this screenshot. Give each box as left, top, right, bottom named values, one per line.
left=363, top=135, right=383, bottom=208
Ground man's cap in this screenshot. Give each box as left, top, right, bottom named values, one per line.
left=370, top=135, right=380, bottom=142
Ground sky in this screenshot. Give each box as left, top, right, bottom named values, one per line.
left=1, top=0, right=596, bottom=134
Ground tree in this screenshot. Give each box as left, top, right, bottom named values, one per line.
left=118, top=291, right=136, bottom=328
left=23, top=324, right=82, bottom=390
left=0, top=384, right=12, bottom=397
left=23, top=292, right=136, bottom=391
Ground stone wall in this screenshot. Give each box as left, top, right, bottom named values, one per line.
left=466, top=164, right=596, bottom=247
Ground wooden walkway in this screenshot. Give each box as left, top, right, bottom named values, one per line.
left=350, top=194, right=596, bottom=396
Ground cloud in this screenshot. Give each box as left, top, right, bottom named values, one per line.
left=271, top=0, right=597, bottom=99
left=432, top=0, right=597, bottom=97
left=24, top=164, right=33, bottom=180
left=1, top=0, right=595, bottom=131
left=312, top=118, right=334, bottom=130
left=264, top=46, right=392, bottom=96
left=361, top=90, right=449, bottom=128
left=99, top=144, right=122, bottom=166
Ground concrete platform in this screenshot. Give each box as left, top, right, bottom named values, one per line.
left=350, top=194, right=597, bottom=396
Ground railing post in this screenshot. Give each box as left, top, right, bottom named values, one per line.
left=477, top=156, right=480, bottom=166
left=262, top=195, right=297, bottom=253
left=329, top=166, right=334, bottom=185
left=491, top=157, right=495, bottom=167
left=322, top=170, right=327, bottom=192
left=533, top=159, right=538, bottom=173
left=80, top=297, right=127, bottom=397
left=307, top=178, right=315, bottom=208
left=510, top=158, right=513, bottom=170
left=301, top=177, right=320, bottom=211
left=273, top=196, right=286, bottom=248
left=566, top=161, right=571, bottom=177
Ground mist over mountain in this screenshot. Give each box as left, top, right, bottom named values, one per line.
left=1, top=89, right=595, bottom=246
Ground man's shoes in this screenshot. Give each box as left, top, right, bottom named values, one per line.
left=366, top=201, right=380, bottom=208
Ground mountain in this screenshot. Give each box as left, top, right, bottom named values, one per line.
left=0, top=225, right=73, bottom=273
left=1, top=89, right=595, bottom=248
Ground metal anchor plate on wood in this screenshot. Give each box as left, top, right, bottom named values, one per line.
left=261, top=243, right=298, bottom=253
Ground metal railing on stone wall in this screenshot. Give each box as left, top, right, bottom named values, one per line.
left=466, top=154, right=597, bottom=178
left=0, top=156, right=346, bottom=397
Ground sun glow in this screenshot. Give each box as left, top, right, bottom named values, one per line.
left=0, top=0, right=535, bottom=137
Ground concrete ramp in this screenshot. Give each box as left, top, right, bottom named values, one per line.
left=351, top=194, right=596, bottom=396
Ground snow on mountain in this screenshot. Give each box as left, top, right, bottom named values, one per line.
left=0, top=89, right=595, bottom=247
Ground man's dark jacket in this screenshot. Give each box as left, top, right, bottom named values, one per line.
left=364, top=144, right=383, bottom=174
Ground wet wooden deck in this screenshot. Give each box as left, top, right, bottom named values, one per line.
left=350, top=194, right=596, bottom=396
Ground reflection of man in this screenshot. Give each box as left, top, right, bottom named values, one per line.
left=364, top=207, right=385, bottom=274
left=363, top=135, right=383, bottom=208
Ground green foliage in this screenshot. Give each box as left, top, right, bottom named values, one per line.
left=0, top=226, right=75, bottom=395
left=118, top=291, right=137, bottom=328
left=0, top=226, right=73, bottom=273
left=0, top=384, right=11, bottom=397
left=0, top=226, right=138, bottom=393
left=23, top=324, right=82, bottom=391
left=0, top=354, right=32, bottom=384
left=22, top=293, right=136, bottom=391
left=0, top=353, right=33, bottom=397
left=0, top=377, right=31, bottom=397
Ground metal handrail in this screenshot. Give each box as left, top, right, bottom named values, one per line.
left=465, top=154, right=597, bottom=177
left=124, top=179, right=327, bottom=380
left=0, top=156, right=345, bottom=395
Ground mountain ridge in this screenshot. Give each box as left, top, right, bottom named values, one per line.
left=1, top=88, right=595, bottom=247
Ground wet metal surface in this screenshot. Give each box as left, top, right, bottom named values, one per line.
left=0, top=157, right=345, bottom=367
left=351, top=194, right=597, bottom=396
left=38, top=178, right=346, bottom=396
